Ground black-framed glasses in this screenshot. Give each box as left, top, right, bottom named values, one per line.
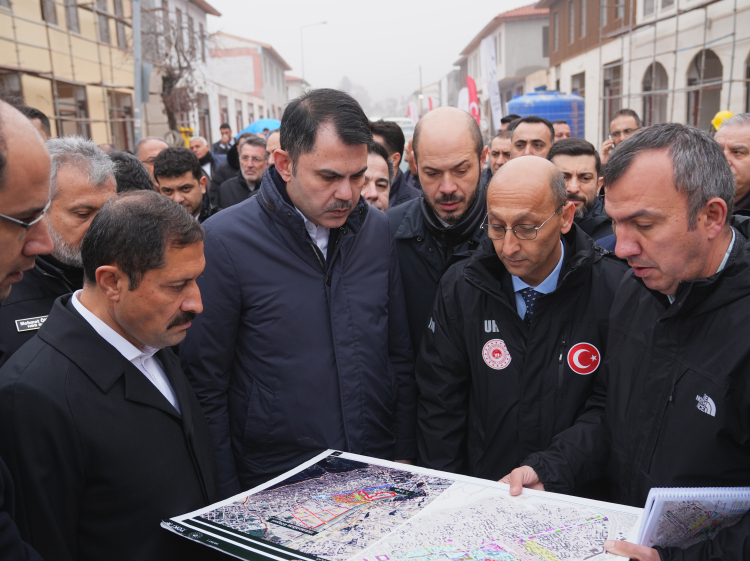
left=481, top=205, right=563, bottom=241
left=0, top=200, right=51, bottom=240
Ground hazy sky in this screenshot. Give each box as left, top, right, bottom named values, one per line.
left=206, top=0, right=532, bottom=103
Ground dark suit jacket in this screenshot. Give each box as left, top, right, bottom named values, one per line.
left=0, top=295, right=222, bottom=561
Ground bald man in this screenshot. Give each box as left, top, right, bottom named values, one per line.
left=416, top=156, right=628, bottom=482
left=387, top=107, right=488, bottom=355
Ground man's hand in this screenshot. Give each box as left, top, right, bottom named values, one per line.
left=600, top=138, right=615, bottom=165
left=500, top=466, right=545, bottom=496
left=394, top=459, right=414, bottom=465
left=604, top=540, right=660, bottom=561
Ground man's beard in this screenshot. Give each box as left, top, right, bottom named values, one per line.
left=48, top=222, right=83, bottom=268
left=426, top=178, right=481, bottom=225
left=569, top=194, right=596, bottom=220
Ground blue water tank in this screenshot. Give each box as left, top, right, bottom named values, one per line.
left=507, top=91, right=585, bottom=138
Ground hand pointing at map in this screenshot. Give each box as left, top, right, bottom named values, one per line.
left=500, top=466, right=545, bottom=495
left=603, top=540, right=660, bottom=560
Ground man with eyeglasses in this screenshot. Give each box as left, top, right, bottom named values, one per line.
left=0, top=99, right=51, bottom=560
left=216, top=135, right=267, bottom=209
left=135, top=137, right=169, bottom=187
left=601, top=109, right=641, bottom=165
left=416, top=156, right=628, bottom=483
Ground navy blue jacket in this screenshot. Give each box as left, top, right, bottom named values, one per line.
left=181, top=167, right=416, bottom=498
left=389, top=169, right=421, bottom=209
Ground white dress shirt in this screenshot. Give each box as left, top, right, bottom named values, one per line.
left=511, top=240, right=565, bottom=318
left=295, top=207, right=329, bottom=258
left=71, top=291, right=181, bottom=413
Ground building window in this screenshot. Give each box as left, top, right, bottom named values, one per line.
left=235, top=99, right=243, bottom=132
left=56, top=82, right=90, bottom=138
left=0, top=71, right=22, bottom=102
left=41, top=0, right=57, bottom=24
left=198, top=94, right=211, bottom=143
left=543, top=26, right=549, bottom=57
left=600, top=0, right=607, bottom=26
left=219, top=95, right=229, bottom=125
left=258, top=105, right=264, bottom=120
left=65, top=1, right=79, bottom=32
left=495, top=32, right=502, bottom=65
left=617, top=0, right=624, bottom=20
left=602, top=63, right=622, bottom=140
left=174, top=7, right=183, bottom=52
left=581, top=0, right=586, bottom=37
left=0, top=0, right=10, bottom=9
left=96, top=0, right=110, bottom=44
left=247, top=103, right=255, bottom=124
left=572, top=71, right=585, bottom=97
left=188, top=16, right=195, bottom=55
left=569, top=2, right=574, bottom=43
left=644, top=0, right=654, bottom=15
left=554, top=12, right=559, bottom=51
left=108, top=90, right=134, bottom=151
left=642, top=63, right=668, bottom=125
left=687, top=49, right=723, bottom=130
left=114, top=0, right=126, bottom=49
left=200, top=23, right=206, bottom=62
left=662, top=0, right=674, bottom=7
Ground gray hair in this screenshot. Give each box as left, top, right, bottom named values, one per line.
left=191, top=135, right=208, bottom=145
left=549, top=167, right=567, bottom=208
left=719, top=112, right=750, bottom=131
left=48, top=136, right=115, bottom=200
left=604, top=123, right=735, bottom=228
left=239, top=135, right=266, bottom=152
left=134, top=136, right=168, bottom=159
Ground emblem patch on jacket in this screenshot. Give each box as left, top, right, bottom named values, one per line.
left=696, top=394, right=716, bottom=417
left=567, top=343, right=601, bottom=375
left=15, top=315, right=48, bottom=332
left=482, top=339, right=511, bottom=370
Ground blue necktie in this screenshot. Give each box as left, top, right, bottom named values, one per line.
left=519, top=287, right=541, bottom=326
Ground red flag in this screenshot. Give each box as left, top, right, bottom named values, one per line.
left=428, top=97, right=434, bottom=112
left=466, top=76, right=480, bottom=125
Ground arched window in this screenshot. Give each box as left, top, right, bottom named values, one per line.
left=686, top=49, right=723, bottom=130
left=642, top=62, right=668, bottom=125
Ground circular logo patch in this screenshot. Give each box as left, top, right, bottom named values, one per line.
left=482, top=339, right=512, bottom=370
left=567, top=343, right=601, bottom=375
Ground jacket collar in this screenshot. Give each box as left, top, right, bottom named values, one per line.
left=35, top=254, right=84, bottom=292
left=575, top=195, right=610, bottom=236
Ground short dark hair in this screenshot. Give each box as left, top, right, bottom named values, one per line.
left=509, top=116, right=555, bottom=144
left=547, top=137, right=602, bottom=177
left=82, top=190, right=204, bottom=290
left=611, top=109, right=642, bottom=128
left=109, top=152, right=155, bottom=193
left=501, top=114, right=521, bottom=125
left=552, top=120, right=569, bottom=126
left=604, top=123, right=734, bottom=228
left=220, top=123, right=231, bottom=130
left=153, top=147, right=203, bottom=184
left=369, top=120, right=405, bottom=160
left=280, top=88, right=372, bottom=173
left=412, top=110, right=484, bottom=163
left=17, top=106, right=51, bottom=137
left=368, top=141, right=394, bottom=183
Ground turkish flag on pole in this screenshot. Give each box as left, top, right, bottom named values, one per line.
left=466, top=76, right=480, bottom=125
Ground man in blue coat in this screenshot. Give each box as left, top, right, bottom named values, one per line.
left=181, top=88, right=416, bottom=498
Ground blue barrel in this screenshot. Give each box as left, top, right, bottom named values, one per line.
left=507, top=91, right=585, bottom=138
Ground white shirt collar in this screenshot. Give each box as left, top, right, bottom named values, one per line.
left=295, top=207, right=329, bottom=256
left=512, top=240, right=565, bottom=294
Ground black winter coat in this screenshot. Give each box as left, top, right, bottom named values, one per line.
left=387, top=194, right=486, bottom=356
left=181, top=167, right=416, bottom=498
left=389, top=169, right=421, bottom=209
left=0, top=296, right=222, bottom=561
left=216, top=171, right=261, bottom=209
left=525, top=217, right=750, bottom=561
left=0, top=255, right=82, bottom=368
left=417, top=226, right=628, bottom=480
left=575, top=195, right=613, bottom=241
left=0, top=456, right=41, bottom=560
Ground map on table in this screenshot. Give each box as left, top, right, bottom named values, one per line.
left=162, top=450, right=642, bottom=561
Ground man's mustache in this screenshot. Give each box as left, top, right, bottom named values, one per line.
left=167, top=310, right=197, bottom=329
left=324, top=200, right=354, bottom=212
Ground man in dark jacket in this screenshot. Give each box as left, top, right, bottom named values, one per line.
left=714, top=113, right=750, bottom=212
left=181, top=89, right=415, bottom=498
left=418, top=157, right=627, bottom=480
left=0, top=191, right=222, bottom=561
left=548, top=137, right=613, bottom=241
left=212, top=123, right=234, bottom=155
left=0, top=137, right=116, bottom=367
left=216, top=135, right=267, bottom=208
left=370, top=119, right=420, bottom=208
left=505, top=124, right=750, bottom=561
left=154, top=147, right=218, bottom=223
left=0, top=97, right=53, bottom=561
left=387, top=107, right=487, bottom=356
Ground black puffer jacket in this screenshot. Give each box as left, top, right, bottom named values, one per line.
left=417, top=225, right=628, bottom=480
left=525, top=216, right=750, bottom=561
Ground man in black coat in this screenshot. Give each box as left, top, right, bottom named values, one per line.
left=216, top=135, right=267, bottom=209
left=387, top=107, right=488, bottom=356
left=506, top=124, right=750, bottom=561
left=0, top=137, right=116, bottom=367
left=0, top=98, right=55, bottom=561
left=0, top=191, right=222, bottom=561
left=418, top=157, right=627, bottom=481
left=548, top=137, right=613, bottom=241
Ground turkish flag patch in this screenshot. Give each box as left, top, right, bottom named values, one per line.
left=567, top=343, right=601, bottom=375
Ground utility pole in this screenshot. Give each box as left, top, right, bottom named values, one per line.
left=300, top=21, right=326, bottom=90
left=133, top=0, right=142, bottom=143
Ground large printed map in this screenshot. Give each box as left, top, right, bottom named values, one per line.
left=163, top=451, right=643, bottom=561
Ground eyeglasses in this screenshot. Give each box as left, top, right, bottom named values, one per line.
left=482, top=205, right=563, bottom=241
left=240, top=156, right=265, bottom=165
left=0, top=199, right=51, bottom=240
left=610, top=128, right=638, bottom=139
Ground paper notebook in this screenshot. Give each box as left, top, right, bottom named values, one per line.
left=637, top=487, right=750, bottom=549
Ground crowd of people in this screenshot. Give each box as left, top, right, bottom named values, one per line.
left=0, top=87, right=747, bottom=561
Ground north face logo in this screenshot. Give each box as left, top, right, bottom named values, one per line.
left=696, top=394, right=716, bottom=417
left=484, top=320, right=499, bottom=333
